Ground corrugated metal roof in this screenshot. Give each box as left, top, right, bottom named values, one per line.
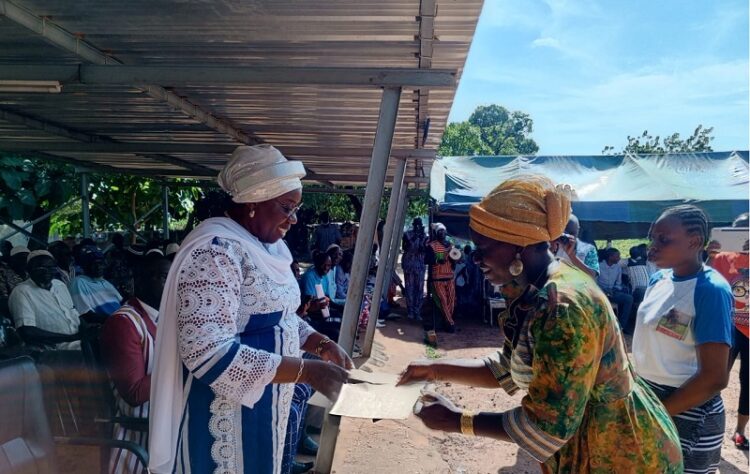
left=0, top=0, right=483, bottom=186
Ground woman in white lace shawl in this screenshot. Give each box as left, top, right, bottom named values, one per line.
left=149, top=145, right=352, bottom=474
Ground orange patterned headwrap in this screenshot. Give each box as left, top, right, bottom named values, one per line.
left=469, top=175, right=574, bottom=247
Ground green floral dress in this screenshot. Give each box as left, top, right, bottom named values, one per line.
left=484, top=261, right=683, bottom=473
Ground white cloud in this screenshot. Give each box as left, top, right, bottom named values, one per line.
left=531, top=37, right=561, bottom=49
left=527, top=59, right=749, bottom=153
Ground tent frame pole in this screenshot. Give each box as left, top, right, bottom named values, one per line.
left=161, top=184, right=170, bottom=240
left=81, top=172, right=91, bottom=238
left=361, top=158, right=407, bottom=357
left=315, top=86, right=402, bottom=474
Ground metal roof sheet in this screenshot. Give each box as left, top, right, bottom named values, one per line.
left=0, top=0, right=483, bottom=187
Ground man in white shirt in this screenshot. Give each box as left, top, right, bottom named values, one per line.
left=597, top=248, right=634, bottom=330
left=9, top=251, right=85, bottom=350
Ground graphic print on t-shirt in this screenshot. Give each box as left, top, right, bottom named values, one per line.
left=655, top=307, right=691, bottom=340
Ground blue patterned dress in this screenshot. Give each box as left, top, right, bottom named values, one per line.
left=170, top=235, right=315, bottom=473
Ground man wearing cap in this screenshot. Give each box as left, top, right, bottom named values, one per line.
left=69, top=246, right=123, bottom=319
left=0, top=246, right=30, bottom=318
left=105, top=233, right=134, bottom=299
left=9, top=250, right=82, bottom=350
left=164, top=243, right=180, bottom=261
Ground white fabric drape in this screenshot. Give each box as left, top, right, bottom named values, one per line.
left=148, top=217, right=298, bottom=473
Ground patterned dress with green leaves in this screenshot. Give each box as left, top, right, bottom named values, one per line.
left=485, top=261, right=683, bottom=473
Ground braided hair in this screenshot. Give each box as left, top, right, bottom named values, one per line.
left=658, top=204, right=710, bottom=248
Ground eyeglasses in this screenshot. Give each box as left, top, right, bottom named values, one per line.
left=277, top=201, right=303, bottom=218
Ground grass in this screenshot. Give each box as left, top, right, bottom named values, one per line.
left=425, top=344, right=442, bottom=359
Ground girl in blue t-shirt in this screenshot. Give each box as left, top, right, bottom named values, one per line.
left=633, top=204, right=734, bottom=474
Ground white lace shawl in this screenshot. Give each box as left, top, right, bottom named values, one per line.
left=148, top=217, right=313, bottom=473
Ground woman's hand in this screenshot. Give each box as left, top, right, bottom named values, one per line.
left=414, top=391, right=461, bottom=433
left=302, top=359, right=349, bottom=401
left=397, top=360, right=438, bottom=386
left=319, top=342, right=354, bottom=369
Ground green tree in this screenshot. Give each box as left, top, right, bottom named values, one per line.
left=0, top=155, right=79, bottom=248
left=438, top=104, right=539, bottom=156
left=0, top=153, right=203, bottom=245
left=602, top=125, right=715, bottom=155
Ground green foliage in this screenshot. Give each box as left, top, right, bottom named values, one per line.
left=0, top=152, right=204, bottom=240
left=602, top=125, right=714, bottom=155
left=301, top=190, right=359, bottom=222
left=0, top=154, right=78, bottom=223
left=438, top=104, right=540, bottom=156
left=406, top=193, right=429, bottom=220
left=2, top=152, right=429, bottom=242
left=301, top=187, right=429, bottom=228
left=595, top=239, right=649, bottom=257
left=87, top=174, right=202, bottom=235
left=425, top=344, right=443, bottom=359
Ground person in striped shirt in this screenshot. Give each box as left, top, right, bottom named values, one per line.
left=633, top=205, right=734, bottom=474
left=100, top=255, right=171, bottom=474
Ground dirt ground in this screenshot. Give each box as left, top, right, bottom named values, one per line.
left=331, top=313, right=749, bottom=474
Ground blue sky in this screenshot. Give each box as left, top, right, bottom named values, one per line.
left=448, top=0, right=749, bottom=155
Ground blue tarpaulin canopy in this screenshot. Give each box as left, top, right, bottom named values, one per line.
left=430, top=151, right=749, bottom=240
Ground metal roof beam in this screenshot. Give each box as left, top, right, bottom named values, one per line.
left=0, top=0, right=260, bottom=145
left=20, top=151, right=122, bottom=174
left=0, top=64, right=457, bottom=88
left=0, top=141, right=436, bottom=159
left=416, top=0, right=437, bottom=148
left=0, top=107, right=216, bottom=174
left=116, top=168, right=428, bottom=184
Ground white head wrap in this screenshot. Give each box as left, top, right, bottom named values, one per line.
left=433, top=223, right=447, bottom=232
left=165, top=243, right=180, bottom=256
left=27, top=250, right=54, bottom=264
left=218, top=145, right=306, bottom=203
left=10, top=246, right=29, bottom=257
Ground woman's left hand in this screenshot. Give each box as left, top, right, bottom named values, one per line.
left=414, top=390, right=461, bottom=433
left=320, top=342, right=354, bottom=370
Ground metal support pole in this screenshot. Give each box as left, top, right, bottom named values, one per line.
left=134, top=203, right=161, bottom=227
left=315, top=86, right=401, bottom=474
left=161, top=185, right=170, bottom=240
left=0, top=197, right=78, bottom=242
left=361, top=158, right=407, bottom=356
left=382, top=185, right=410, bottom=301
left=337, top=86, right=402, bottom=354
left=90, top=202, right=147, bottom=243
left=81, top=173, right=91, bottom=238
left=383, top=184, right=409, bottom=299
left=0, top=218, right=48, bottom=247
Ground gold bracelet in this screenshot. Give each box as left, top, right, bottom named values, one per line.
left=293, top=358, right=305, bottom=384
left=316, top=337, right=332, bottom=356
left=460, top=410, right=475, bottom=436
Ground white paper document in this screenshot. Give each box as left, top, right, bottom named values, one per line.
left=347, top=368, right=400, bottom=385
left=329, top=382, right=424, bottom=420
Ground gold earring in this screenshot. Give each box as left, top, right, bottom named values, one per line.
left=509, top=252, right=524, bottom=276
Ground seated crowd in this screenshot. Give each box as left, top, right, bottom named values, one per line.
left=0, top=235, right=179, bottom=473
